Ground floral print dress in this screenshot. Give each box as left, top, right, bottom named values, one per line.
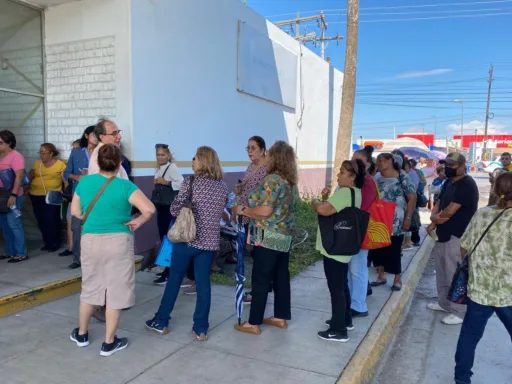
left=237, top=163, right=267, bottom=225
left=374, top=171, right=416, bottom=236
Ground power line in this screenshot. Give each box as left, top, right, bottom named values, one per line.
left=264, top=0, right=512, bottom=18
left=323, top=6, right=512, bottom=17
left=323, top=11, right=512, bottom=23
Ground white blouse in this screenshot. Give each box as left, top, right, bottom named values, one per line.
left=155, top=162, right=183, bottom=191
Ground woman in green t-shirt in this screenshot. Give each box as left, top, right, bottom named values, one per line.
left=312, top=159, right=366, bottom=343
left=69, top=144, right=155, bottom=357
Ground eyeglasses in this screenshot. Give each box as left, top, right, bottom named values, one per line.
left=38, top=151, right=50, bottom=155
left=103, top=130, right=122, bottom=137
left=246, top=145, right=260, bottom=152
left=155, top=144, right=169, bottom=149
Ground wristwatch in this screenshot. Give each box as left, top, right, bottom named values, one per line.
left=10, top=193, right=17, bottom=197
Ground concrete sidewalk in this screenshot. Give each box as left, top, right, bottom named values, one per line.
left=0, top=240, right=426, bottom=384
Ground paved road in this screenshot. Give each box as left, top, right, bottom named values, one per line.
left=373, top=173, right=512, bottom=384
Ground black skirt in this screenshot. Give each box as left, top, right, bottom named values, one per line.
left=368, top=235, right=404, bottom=275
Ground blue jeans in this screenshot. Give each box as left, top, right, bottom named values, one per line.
left=0, top=196, right=27, bottom=256
left=454, top=298, right=512, bottom=384
left=348, top=249, right=368, bottom=313
left=155, top=242, right=215, bottom=335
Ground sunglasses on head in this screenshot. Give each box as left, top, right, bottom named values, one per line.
left=155, top=144, right=169, bottom=149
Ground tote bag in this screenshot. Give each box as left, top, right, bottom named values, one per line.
left=318, top=188, right=370, bottom=256
left=168, top=176, right=196, bottom=243
left=156, top=220, right=176, bottom=268
left=361, top=179, right=396, bottom=250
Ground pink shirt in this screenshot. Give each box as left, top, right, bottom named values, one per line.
left=0, top=150, right=25, bottom=196
left=361, top=175, right=378, bottom=212
left=88, top=142, right=128, bottom=180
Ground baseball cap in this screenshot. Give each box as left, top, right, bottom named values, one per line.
left=443, top=152, right=466, bottom=166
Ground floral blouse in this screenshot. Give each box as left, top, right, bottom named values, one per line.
left=461, top=206, right=512, bottom=307
left=247, top=174, right=296, bottom=243
left=374, top=171, right=416, bottom=236
left=237, top=163, right=267, bottom=224
left=171, top=175, right=228, bottom=251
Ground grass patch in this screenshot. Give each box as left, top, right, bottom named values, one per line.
left=211, top=199, right=321, bottom=287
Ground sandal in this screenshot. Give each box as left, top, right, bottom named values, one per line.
left=391, top=283, right=402, bottom=291
left=370, top=279, right=387, bottom=287
left=8, top=256, right=28, bottom=263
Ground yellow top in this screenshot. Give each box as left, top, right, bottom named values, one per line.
left=506, top=163, right=512, bottom=171
left=29, top=159, right=66, bottom=196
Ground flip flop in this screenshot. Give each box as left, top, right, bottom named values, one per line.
left=370, top=279, right=387, bottom=287
left=8, top=256, right=28, bottom=263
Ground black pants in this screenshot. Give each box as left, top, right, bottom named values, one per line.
left=249, top=246, right=291, bottom=325
left=30, top=194, right=61, bottom=249
left=411, top=231, right=421, bottom=244
left=369, top=235, right=404, bottom=275
left=323, top=256, right=352, bottom=332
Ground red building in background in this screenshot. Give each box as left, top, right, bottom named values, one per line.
left=397, top=133, right=435, bottom=147
left=453, top=134, right=512, bottom=149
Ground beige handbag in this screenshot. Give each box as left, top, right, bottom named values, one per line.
left=168, top=176, right=196, bottom=243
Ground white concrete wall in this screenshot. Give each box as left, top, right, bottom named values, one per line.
left=130, top=0, right=343, bottom=177
left=44, top=0, right=131, bottom=159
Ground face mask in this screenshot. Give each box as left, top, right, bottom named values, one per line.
left=444, top=166, right=458, bottom=178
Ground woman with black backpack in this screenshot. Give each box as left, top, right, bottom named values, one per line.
left=312, top=159, right=367, bottom=343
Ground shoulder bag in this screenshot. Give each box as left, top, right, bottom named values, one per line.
left=448, top=207, right=511, bottom=304
left=80, top=177, right=115, bottom=227
left=361, top=178, right=396, bottom=250
left=39, top=161, right=64, bottom=206
left=318, top=187, right=370, bottom=256
left=151, top=165, right=178, bottom=206
left=168, top=176, right=196, bottom=243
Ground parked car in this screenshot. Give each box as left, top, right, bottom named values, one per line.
left=480, top=157, right=503, bottom=174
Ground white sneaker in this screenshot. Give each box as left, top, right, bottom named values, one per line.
left=427, top=303, right=448, bottom=312
left=441, top=314, right=463, bottom=325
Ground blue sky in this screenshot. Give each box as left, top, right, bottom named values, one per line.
left=246, top=0, right=512, bottom=141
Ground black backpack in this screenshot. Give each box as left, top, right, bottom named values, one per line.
left=318, top=188, right=370, bottom=256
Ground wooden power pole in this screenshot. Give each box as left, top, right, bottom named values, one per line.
left=333, top=0, right=359, bottom=183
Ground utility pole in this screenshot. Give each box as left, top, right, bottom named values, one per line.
left=333, top=0, right=359, bottom=185
left=275, top=11, right=343, bottom=60
left=433, top=116, right=437, bottom=142
left=483, top=64, right=494, bottom=161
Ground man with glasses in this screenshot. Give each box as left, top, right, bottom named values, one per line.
left=88, top=119, right=128, bottom=179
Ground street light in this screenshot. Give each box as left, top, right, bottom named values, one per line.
left=453, top=99, right=464, bottom=151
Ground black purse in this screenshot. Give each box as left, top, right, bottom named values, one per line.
left=318, top=187, right=370, bottom=256
left=62, top=179, right=73, bottom=202
left=151, top=165, right=178, bottom=206
left=448, top=207, right=510, bottom=304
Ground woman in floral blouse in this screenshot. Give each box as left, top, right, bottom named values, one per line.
left=369, top=153, right=416, bottom=291
left=236, top=136, right=267, bottom=303
left=145, top=146, right=228, bottom=341
left=234, top=141, right=297, bottom=335
left=454, top=172, right=512, bottom=384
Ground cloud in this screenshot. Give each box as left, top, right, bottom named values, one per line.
left=394, top=68, right=453, bottom=79
left=445, top=119, right=508, bottom=135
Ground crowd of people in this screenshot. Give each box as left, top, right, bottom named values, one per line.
left=0, top=121, right=510, bottom=379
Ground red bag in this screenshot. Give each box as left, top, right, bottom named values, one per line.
left=361, top=180, right=396, bottom=250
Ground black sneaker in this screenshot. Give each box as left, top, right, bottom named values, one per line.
left=59, top=249, right=73, bottom=257
left=144, top=319, right=169, bottom=335
left=318, top=330, right=350, bottom=342
left=100, top=336, right=128, bottom=357
left=68, top=262, right=81, bottom=269
left=413, top=242, right=421, bottom=247
left=70, top=328, right=89, bottom=347
left=324, top=320, right=354, bottom=331
left=153, top=275, right=168, bottom=286
left=351, top=309, right=369, bottom=318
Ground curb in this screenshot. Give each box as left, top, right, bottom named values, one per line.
left=337, top=237, right=435, bottom=384
left=0, top=256, right=143, bottom=318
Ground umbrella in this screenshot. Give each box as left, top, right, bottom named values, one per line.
left=235, top=218, right=246, bottom=325
left=430, top=150, right=447, bottom=160
left=398, top=147, right=437, bottom=160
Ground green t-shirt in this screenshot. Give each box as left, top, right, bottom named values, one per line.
left=76, top=174, right=139, bottom=235
left=315, top=187, right=362, bottom=263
